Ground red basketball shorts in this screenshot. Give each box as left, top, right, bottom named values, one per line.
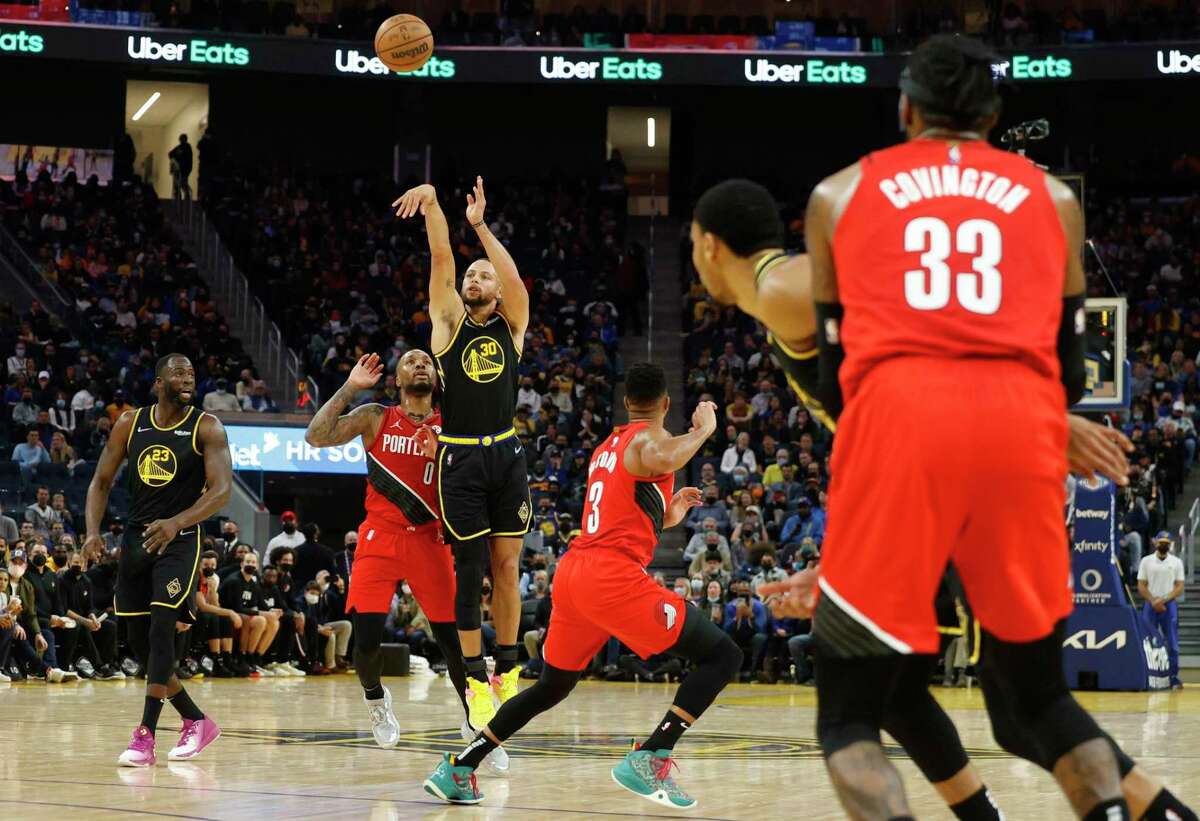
left=345, top=519, right=456, bottom=622
left=818, top=357, right=1073, bottom=654
left=542, top=548, right=686, bottom=672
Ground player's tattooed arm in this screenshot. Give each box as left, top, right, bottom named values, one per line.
left=305, top=354, right=387, bottom=450
left=466, top=175, right=529, bottom=344
left=83, top=408, right=135, bottom=557
left=394, top=183, right=462, bottom=332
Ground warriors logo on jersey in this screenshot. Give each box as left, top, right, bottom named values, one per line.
left=137, top=445, right=177, bottom=487
left=461, top=336, right=505, bottom=383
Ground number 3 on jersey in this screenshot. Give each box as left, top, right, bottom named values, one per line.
left=585, top=481, right=604, bottom=534
left=904, top=217, right=1002, bottom=315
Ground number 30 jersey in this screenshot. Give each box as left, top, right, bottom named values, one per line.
left=832, top=139, right=1067, bottom=407
left=569, top=422, right=674, bottom=568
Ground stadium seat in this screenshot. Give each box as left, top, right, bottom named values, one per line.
left=663, top=13, right=686, bottom=33
left=379, top=643, right=411, bottom=676
left=744, top=15, right=769, bottom=36
left=716, top=15, right=741, bottom=34
left=270, top=1, right=296, bottom=34
left=240, top=0, right=269, bottom=33
left=691, top=14, right=715, bottom=34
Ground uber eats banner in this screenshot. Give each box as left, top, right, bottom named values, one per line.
left=1064, top=477, right=1169, bottom=691
left=3, top=21, right=1200, bottom=86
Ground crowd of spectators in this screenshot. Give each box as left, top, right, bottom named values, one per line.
left=58, top=0, right=1199, bottom=48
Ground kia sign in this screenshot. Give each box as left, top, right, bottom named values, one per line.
left=225, top=424, right=365, bottom=475
left=3, top=23, right=1200, bottom=86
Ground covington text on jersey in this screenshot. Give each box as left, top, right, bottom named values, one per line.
left=877, top=164, right=1032, bottom=214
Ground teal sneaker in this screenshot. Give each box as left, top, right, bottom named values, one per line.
left=611, top=748, right=696, bottom=809
left=423, top=753, right=484, bottom=805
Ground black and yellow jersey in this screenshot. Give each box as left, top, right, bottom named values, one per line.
left=754, top=251, right=837, bottom=432
left=125, top=405, right=208, bottom=526
left=433, top=311, right=520, bottom=436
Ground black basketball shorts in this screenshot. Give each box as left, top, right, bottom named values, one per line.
left=116, top=525, right=201, bottom=619
left=436, top=440, right=532, bottom=541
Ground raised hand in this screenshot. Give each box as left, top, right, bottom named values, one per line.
left=392, top=184, right=436, bottom=219
left=346, top=353, right=384, bottom=392
left=1067, top=413, right=1133, bottom=486
left=465, top=175, right=487, bottom=225
left=690, top=401, right=718, bottom=435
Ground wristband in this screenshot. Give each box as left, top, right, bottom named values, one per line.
left=471, top=220, right=486, bottom=229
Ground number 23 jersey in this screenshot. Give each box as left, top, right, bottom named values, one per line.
left=569, top=422, right=674, bottom=568
left=831, top=139, right=1067, bottom=407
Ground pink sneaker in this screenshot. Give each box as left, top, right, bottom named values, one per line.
left=118, top=725, right=157, bottom=767
left=168, top=716, right=221, bottom=761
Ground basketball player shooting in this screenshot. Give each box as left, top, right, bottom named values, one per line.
left=393, top=177, right=531, bottom=754
left=691, top=175, right=1195, bottom=821
left=423, top=362, right=743, bottom=808
left=85, top=354, right=230, bottom=767
left=304, top=349, right=506, bottom=769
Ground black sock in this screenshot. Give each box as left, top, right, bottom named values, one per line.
left=1083, top=798, right=1130, bottom=821
left=455, top=732, right=498, bottom=771
left=641, top=710, right=691, bottom=753
left=168, top=687, right=205, bottom=721
left=364, top=684, right=385, bottom=700
left=1144, top=788, right=1199, bottom=821
left=142, top=696, right=165, bottom=734
left=950, top=786, right=1003, bottom=821
left=464, top=654, right=487, bottom=683
left=494, top=644, right=519, bottom=677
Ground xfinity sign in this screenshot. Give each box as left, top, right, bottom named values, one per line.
left=127, top=35, right=250, bottom=66
left=333, top=50, right=455, bottom=78
left=0, top=29, right=44, bottom=54
left=1157, top=49, right=1200, bottom=74
left=539, top=55, right=663, bottom=81
left=743, top=58, right=867, bottom=85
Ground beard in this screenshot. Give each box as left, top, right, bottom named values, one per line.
left=403, top=381, right=434, bottom=396
left=462, top=292, right=494, bottom=309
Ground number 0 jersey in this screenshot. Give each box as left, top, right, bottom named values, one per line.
left=363, top=406, right=442, bottom=532
left=126, top=405, right=208, bottom=527
left=832, top=139, right=1067, bottom=407
left=569, top=422, right=674, bottom=567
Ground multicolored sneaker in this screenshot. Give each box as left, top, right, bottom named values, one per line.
left=118, top=725, right=157, bottom=767
left=423, top=753, right=484, bottom=805
left=611, top=748, right=696, bottom=809
left=465, top=677, right=496, bottom=729
left=460, top=719, right=510, bottom=775
left=168, top=716, right=221, bottom=761
left=491, top=667, right=521, bottom=705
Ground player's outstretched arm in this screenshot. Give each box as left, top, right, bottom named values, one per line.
left=305, top=353, right=387, bottom=450
left=83, top=409, right=135, bottom=557
left=625, top=401, right=718, bottom=478
left=142, top=415, right=233, bottom=554
left=466, top=176, right=529, bottom=343
left=664, top=487, right=703, bottom=530
left=394, top=183, right=462, bottom=338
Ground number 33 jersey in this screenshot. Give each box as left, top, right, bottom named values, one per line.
left=569, top=422, right=674, bottom=568
left=832, top=139, right=1067, bottom=407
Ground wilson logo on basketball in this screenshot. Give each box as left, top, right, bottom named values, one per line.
left=333, top=50, right=455, bottom=78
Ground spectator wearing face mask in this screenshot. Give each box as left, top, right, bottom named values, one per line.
left=698, top=550, right=732, bottom=592
left=12, top=388, right=40, bottom=427
left=56, top=549, right=123, bottom=680
left=385, top=583, right=431, bottom=654
left=683, top=518, right=730, bottom=567
left=779, top=497, right=826, bottom=546
left=258, top=565, right=306, bottom=676
left=6, top=548, right=75, bottom=681
left=24, top=542, right=79, bottom=678
left=194, top=550, right=247, bottom=678
left=48, top=391, right=76, bottom=437
left=334, top=530, right=356, bottom=585
left=751, top=550, right=787, bottom=596
left=218, top=552, right=276, bottom=676
left=689, top=533, right=733, bottom=575
left=203, top=378, right=241, bottom=412
left=217, top=519, right=241, bottom=560
left=520, top=553, right=551, bottom=599
left=267, top=511, right=305, bottom=555
left=85, top=546, right=119, bottom=621
left=101, top=517, right=125, bottom=555
left=701, top=580, right=726, bottom=625
left=292, top=523, right=335, bottom=588
left=685, top=485, right=730, bottom=534
left=219, top=543, right=253, bottom=582
left=723, top=579, right=768, bottom=682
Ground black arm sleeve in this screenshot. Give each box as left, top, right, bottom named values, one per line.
left=1059, top=294, right=1087, bottom=406
left=813, top=301, right=846, bottom=420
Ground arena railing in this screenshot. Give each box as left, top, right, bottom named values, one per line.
left=166, top=199, right=301, bottom=410
left=0, top=220, right=73, bottom=315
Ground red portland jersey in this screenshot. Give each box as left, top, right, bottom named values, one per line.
left=570, top=422, right=674, bottom=567
left=833, top=139, right=1067, bottom=406
left=363, top=406, right=441, bottom=530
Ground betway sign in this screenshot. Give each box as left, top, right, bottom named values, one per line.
left=743, top=57, right=868, bottom=85
left=333, top=50, right=455, bottom=78
left=127, top=35, right=249, bottom=65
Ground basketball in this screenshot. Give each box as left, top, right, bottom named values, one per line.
left=374, top=13, right=434, bottom=73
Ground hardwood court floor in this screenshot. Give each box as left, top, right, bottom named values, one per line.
left=3, top=673, right=1198, bottom=820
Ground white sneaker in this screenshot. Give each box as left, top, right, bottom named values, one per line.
left=460, top=719, right=510, bottom=774
left=254, top=665, right=274, bottom=677
left=265, top=662, right=288, bottom=676
left=60, top=669, right=79, bottom=682
left=366, top=686, right=401, bottom=748
left=47, top=668, right=65, bottom=683
left=284, top=663, right=306, bottom=677
left=0, top=671, right=11, bottom=683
